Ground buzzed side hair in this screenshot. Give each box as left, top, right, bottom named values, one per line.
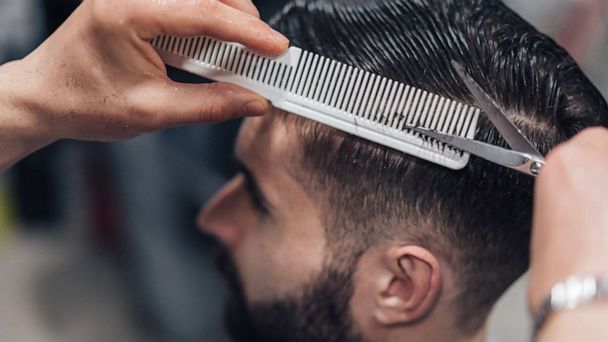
left=271, top=0, right=608, bottom=334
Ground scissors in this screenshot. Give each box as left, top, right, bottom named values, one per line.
left=410, top=61, right=546, bottom=177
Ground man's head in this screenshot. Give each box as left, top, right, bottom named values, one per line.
left=198, top=0, right=608, bottom=341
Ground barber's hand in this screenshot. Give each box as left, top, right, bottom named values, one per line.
left=0, top=0, right=287, bottom=160
left=528, top=127, right=608, bottom=340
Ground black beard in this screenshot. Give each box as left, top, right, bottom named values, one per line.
left=215, top=245, right=363, bottom=342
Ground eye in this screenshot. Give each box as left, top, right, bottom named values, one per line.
left=242, top=173, right=270, bottom=215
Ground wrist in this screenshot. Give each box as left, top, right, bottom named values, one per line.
left=531, top=275, right=608, bottom=340
left=529, top=259, right=608, bottom=312
left=0, top=60, right=55, bottom=170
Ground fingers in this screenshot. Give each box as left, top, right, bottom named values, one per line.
left=569, top=127, right=608, bottom=151
left=219, top=0, right=260, bottom=18
left=544, top=127, right=608, bottom=172
left=132, top=80, right=269, bottom=130
left=152, top=0, right=288, bottom=56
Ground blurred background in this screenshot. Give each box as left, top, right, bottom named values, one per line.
left=0, top=1, right=606, bottom=341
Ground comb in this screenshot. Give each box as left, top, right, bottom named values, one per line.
left=151, top=35, right=481, bottom=170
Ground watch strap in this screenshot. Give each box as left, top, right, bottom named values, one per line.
left=533, top=275, right=608, bottom=337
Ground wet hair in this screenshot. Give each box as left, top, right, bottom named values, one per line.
left=271, top=0, right=608, bottom=335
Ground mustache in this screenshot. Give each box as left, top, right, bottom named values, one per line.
left=212, top=240, right=258, bottom=341
left=214, top=243, right=243, bottom=295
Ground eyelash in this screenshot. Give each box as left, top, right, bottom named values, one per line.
left=242, top=174, right=269, bottom=215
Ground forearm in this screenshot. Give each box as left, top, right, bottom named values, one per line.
left=537, top=303, right=608, bottom=341
left=530, top=128, right=608, bottom=342
left=0, top=60, right=53, bottom=171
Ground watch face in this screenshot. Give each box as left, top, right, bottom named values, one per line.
left=534, top=276, right=606, bottom=335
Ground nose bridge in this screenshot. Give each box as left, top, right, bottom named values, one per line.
left=198, top=175, right=248, bottom=248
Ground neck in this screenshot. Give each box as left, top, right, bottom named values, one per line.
left=382, top=320, right=486, bottom=342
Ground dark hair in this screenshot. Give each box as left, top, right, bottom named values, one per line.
left=271, top=0, right=608, bottom=334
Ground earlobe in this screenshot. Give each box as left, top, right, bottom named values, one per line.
left=374, top=246, right=442, bottom=326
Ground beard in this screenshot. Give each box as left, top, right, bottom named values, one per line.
left=215, top=246, right=364, bottom=342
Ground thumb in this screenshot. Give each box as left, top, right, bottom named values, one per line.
left=134, top=80, right=269, bottom=130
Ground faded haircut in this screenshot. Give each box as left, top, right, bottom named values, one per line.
left=271, top=0, right=608, bottom=335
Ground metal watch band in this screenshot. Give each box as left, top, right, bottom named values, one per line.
left=533, top=275, right=608, bottom=337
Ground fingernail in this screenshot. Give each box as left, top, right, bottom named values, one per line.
left=270, top=30, right=289, bottom=47
left=243, top=101, right=268, bottom=117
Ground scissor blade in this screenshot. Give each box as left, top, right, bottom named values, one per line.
left=410, top=127, right=529, bottom=169
left=451, top=61, right=543, bottom=157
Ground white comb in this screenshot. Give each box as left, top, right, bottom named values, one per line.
left=151, top=35, right=481, bottom=170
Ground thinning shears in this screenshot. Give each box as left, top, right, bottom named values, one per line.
left=411, top=62, right=546, bottom=177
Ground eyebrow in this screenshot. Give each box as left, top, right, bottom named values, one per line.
left=234, top=156, right=273, bottom=210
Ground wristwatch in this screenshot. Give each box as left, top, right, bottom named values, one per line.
left=533, top=275, right=608, bottom=337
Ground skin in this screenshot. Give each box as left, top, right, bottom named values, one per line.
left=201, top=114, right=608, bottom=341
left=199, top=112, right=328, bottom=302
left=529, top=127, right=608, bottom=341
left=1, top=0, right=607, bottom=338
left=0, top=0, right=289, bottom=171
left=199, top=111, right=481, bottom=342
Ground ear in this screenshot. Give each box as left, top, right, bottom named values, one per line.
left=373, top=246, right=442, bottom=326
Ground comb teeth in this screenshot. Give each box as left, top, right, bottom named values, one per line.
left=152, top=35, right=481, bottom=170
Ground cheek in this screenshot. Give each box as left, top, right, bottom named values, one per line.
left=234, top=223, right=283, bottom=301
left=234, top=215, right=327, bottom=303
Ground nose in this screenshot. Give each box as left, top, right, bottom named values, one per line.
left=197, top=175, right=249, bottom=248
